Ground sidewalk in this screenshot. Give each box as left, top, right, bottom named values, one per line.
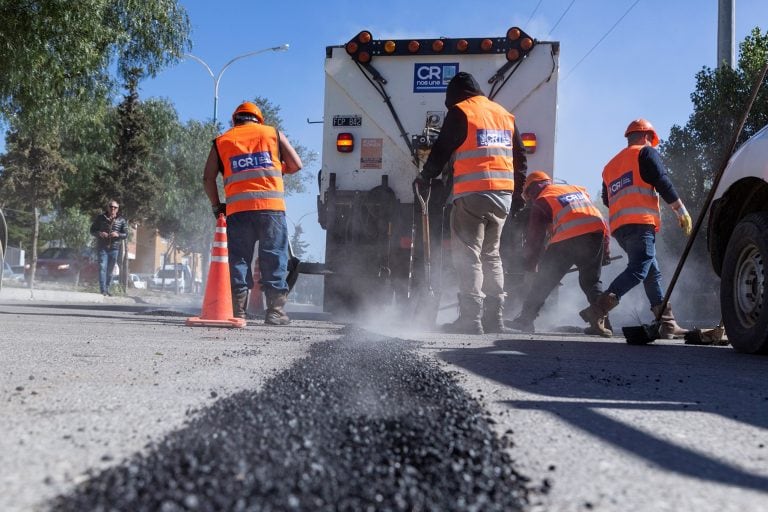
left=0, top=285, right=117, bottom=303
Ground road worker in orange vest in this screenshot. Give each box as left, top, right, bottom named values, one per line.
left=580, top=119, right=692, bottom=339
left=508, top=172, right=612, bottom=336
left=415, top=72, right=527, bottom=334
left=203, top=101, right=303, bottom=325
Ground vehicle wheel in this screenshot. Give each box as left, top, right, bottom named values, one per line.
left=720, top=212, right=768, bottom=353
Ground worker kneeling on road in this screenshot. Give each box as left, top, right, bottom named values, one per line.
left=581, top=119, right=691, bottom=339
left=415, top=72, right=527, bottom=335
left=203, top=101, right=303, bottom=325
left=509, top=172, right=612, bottom=336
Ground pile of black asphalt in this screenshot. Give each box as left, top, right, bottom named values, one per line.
left=50, top=327, right=530, bottom=511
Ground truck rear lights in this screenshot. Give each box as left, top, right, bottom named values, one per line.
left=336, top=133, right=354, bottom=153
left=521, top=133, right=537, bottom=153
left=343, top=26, right=535, bottom=62
left=357, top=31, right=372, bottom=44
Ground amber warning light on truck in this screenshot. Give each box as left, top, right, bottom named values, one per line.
left=345, top=26, right=536, bottom=64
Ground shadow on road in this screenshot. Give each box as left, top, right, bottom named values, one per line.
left=439, top=337, right=768, bottom=492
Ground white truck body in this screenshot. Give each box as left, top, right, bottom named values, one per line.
left=316, top=28, right=560, bottom=312
left=320, top=36, right=559, bottom=202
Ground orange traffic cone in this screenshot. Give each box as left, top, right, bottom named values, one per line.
left=186, top=215, right=247, bottom=328
left=247, top=258, right=264, bottom=316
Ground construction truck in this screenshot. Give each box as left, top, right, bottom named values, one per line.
left=315, top=27, right=559, bottom=314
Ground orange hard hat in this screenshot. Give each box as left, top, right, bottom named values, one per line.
left=524, top=170, right=551, bottom=189
left=523, top=170, right=551, bottom=199
left=232, top=101, right=264, bottom=124
left=624, top=118, right=659, bottom=147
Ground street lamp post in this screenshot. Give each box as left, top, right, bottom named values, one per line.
left=288, top=211, right=315, bottom=236
left=185, top=44, right=289, bottom=127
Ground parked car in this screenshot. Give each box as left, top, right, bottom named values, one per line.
left=2, top=261, right=25, bottom=284
left=111, top=273, right=147, bottom=289
left=148, top=264, right=191, bottom=292
left=25, top=247, right=99, bottom=283
left=707, top=123, right=768, bottom=353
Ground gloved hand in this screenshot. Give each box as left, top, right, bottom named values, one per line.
left=212, top=203, right=226, bottom=219
left=675, top=205, right=693, bottom=236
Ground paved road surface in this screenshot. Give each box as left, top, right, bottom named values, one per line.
left=1, top=288, right=767, bottom=511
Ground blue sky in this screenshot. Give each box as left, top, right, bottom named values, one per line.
left=137, top=1, right=767, bottom=260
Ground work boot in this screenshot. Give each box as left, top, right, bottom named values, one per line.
left=579, top=292, right=617, bottom=337
left=651, top=302, right=688, bottom=339
left=482, top=295, right=513, bottom=334
left=582, top=313, right=612, bottom=337
left=508, top=314, right=535, bottom=333
left=265, top=290, right=290, bottom=326
left=232, top=289, right=248, bottom=320
left=442, top=295, right=484, bottom=335
left=604, top=314, right=613, bottom=333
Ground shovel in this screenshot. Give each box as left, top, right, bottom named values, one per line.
left=623, top=60, right=768, bottom=345
left=412, top=181, right=440, bottom=327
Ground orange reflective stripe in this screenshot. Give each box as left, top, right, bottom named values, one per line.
left=451, top=96, right=516, bottom=199
left=602, top=145, right=660, bottom=233
left=216, top=123, right=286, bottom=213
left=539, top=184, right=607, bottom=244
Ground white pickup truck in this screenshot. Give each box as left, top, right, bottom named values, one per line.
left=707, top=123, right=768, bottom=353
left=316, top=27, right=559, bottom=313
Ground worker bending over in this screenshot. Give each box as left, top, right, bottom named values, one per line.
left=510, top=172, right=612, bottom=336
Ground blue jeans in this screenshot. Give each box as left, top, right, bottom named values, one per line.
left=607, top=224, right=664, bottom=306
left=98, top=248, right=119, bottom=294
left=226, top=210, right=289, bottom=296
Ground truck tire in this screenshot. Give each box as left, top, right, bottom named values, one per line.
left=720, top=212, right=768, bottom=353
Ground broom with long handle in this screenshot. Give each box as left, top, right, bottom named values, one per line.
left=623, top=59, right=768, bottom=345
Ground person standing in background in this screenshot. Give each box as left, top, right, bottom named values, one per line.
left=90, top=200, right=127, bottom=296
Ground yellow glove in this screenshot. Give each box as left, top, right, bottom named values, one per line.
left=676, top=207, right=693, bottom=236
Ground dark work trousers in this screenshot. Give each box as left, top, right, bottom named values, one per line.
left=519, top=231, right=605, bottom=320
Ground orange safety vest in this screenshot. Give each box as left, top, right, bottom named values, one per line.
left=538, top=184, right=607, bottom=244
left=602, top=145, right=660, bottom=233
left=451, top=96, right=516, bottom=200
left=215, top=123, right=285, bottom=214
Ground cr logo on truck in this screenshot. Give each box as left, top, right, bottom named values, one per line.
left=413, top=63, right=459, bottom=93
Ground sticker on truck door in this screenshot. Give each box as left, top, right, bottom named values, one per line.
left=413, top=63, right=459, bottom=93
left=360, top=138, right=383, bottom=169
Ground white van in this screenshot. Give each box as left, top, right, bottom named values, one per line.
left=149, top=264, right=191, bottom=292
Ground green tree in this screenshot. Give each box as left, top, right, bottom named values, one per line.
left=290, top=223, right=310, bottom=260
left=42, top=207, right=92, bottom=288
left=0, top=0, right=190, bottom=125
left=0, top=132, right=75, bottom=286
left=152, top=117, right=218, bottom=280
left=59, top=96, right=116, bottom=211
left=659, top=27, right=768, bottom=317
left=663, top=28, right=768, bottom=225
